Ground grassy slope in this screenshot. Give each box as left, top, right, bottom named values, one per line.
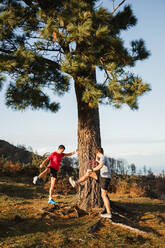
left=0, top=177, right=165, bottom=248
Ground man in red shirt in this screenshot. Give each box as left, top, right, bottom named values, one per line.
left=33, top=145, right=77, bottom=204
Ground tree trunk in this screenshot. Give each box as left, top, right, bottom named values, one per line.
left=74, top=80, right=103, bottom=210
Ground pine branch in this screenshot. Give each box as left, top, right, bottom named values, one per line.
left=102, top=76, right=109, bottom=86
left=36, top=47, right=63, bottom=53
left=100, top=58, right=112, bottom=86
left=0, top=48, right=13, bottom=54
left=24, top=0, right=35, bottom=8
left=111, top=0, right=126, bottom=15
left=103, top=70, right=111, bottom=86
left=37, top=57, right=60, bottom=68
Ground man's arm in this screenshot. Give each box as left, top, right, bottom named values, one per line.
left=92, top=161, right=104, bottom=172
left=95, top=156, right=100, bottom=163
left=63, top=149, right=77, bottom=157
left=40, top=157, right=49, bottom=168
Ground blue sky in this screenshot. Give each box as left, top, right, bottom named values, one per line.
left=1, top=0, right=165, bottom=173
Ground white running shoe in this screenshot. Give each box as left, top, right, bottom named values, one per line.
left=33, top=176, right=38, bottom=184
left=69, top=177, right=76, bottom=188
left=101, top=213, right=112, bottom=219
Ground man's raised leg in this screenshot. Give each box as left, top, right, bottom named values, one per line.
left=33, top=167, right=50, bottom=184
left=69, top=171, right=97, bottom=188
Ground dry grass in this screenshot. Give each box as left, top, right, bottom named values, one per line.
left=0, top=176, right=165, bottom=248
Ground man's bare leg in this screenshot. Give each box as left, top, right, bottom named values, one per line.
left=33, top=167, right=50, bottom=184
left=49, top=177, right=56, bottom=200
left=101, top=188, right=111, bottom=214
left=38, top=167, right=50, bottom=179
left=77, top=172, right=98, bottom=184
left=69, top=171, right=98, bottom=187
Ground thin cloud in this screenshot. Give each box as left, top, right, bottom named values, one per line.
left=103, top=137, right=165, bottom=145
left=112, top=150, right=165, bottom=157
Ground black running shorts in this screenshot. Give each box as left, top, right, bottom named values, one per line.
left=48, top=167, right=58, bottom=178
left=95, top=171, right=110, bottom=190
left=100, top=177, right=111, bottom=190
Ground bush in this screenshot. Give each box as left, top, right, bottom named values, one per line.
left=0, top=154, right=44, bottom=176
left=110, top=174, right=146, bottom=197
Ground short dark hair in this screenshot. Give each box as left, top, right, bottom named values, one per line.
left=58, top=145, right=65, bottom=150
left=96, top=147, right=104, bottom=154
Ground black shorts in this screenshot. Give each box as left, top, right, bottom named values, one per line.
left=95, top=171, right=110, bottom=190
left=100, top=177, right=111, bottom=190
left=48, top=167, right=58, bottom=178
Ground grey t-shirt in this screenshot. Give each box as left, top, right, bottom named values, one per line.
left=100, top=156, right=111, bottom=178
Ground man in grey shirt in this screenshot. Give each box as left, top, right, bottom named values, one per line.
left=69, top=147, right=112, bottom=219
left=99, top=155, right=111, bottom=178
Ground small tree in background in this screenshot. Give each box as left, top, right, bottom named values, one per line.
left=0, top=0, right=150, bottom=209
left=143, top=165, right=147, bottom=175
left=130, top=163, right=136, bottom=175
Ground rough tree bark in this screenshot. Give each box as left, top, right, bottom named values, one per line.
left=74, top=79, right=103, bottom=210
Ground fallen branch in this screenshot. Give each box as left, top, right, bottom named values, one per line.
left=111, top=220, right=147, bottom=235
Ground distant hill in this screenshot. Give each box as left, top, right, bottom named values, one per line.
left=0, top=139, right=35, bottom=164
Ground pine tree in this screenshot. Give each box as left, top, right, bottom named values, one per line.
left=0, top=0, right=150, bottom=209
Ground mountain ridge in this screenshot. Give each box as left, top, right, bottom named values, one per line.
left=0, top=139, right=34, bottom=164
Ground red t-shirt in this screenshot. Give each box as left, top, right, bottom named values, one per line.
left=47, top=152, right=65, bottom=171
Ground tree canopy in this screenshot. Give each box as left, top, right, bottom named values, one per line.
left=0, top=0, right=150, bottom=112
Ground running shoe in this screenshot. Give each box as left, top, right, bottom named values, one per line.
left=100, top=213, right=112, bottom=219
left=33, top=176, right=38, bottom=184
left=48, top=199, right=56, bottom=204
